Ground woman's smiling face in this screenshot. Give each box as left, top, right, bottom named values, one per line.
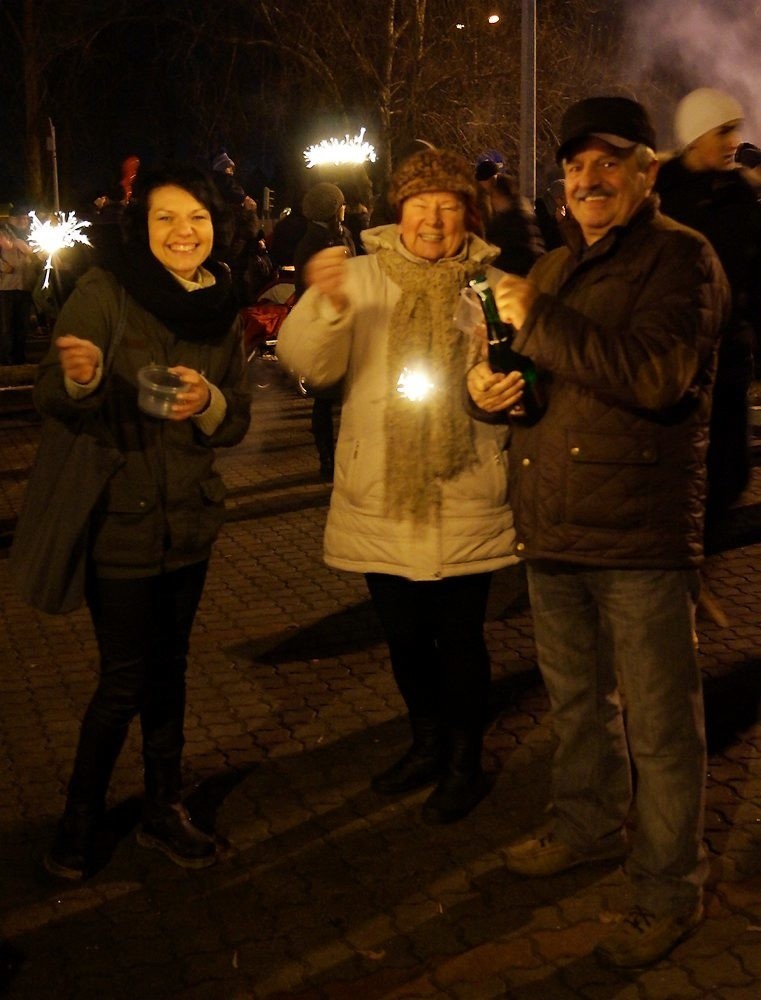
left=398, top=191, right=467, bottom=261
left=147, top=185, right=214, bottom=280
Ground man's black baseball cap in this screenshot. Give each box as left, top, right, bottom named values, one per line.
left=556, top=97, right=657, bottom=163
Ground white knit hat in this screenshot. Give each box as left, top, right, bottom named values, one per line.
left=674, top=88, right=743, bottom=148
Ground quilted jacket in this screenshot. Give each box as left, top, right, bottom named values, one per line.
left=507, top=197, right=730, bottom=568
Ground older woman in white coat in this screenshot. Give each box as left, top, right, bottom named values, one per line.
left=277, top=149, right=522, bottom=823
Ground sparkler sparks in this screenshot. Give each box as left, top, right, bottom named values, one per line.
left=396, top=367, right=435, bottom=402
left=304, top=127, right=377, bottom=168
left=27, top=211, right=92, bottom=288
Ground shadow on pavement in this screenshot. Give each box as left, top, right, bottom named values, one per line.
left=704, top=657, right=761, bottom=754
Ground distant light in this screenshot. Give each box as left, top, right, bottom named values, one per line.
left=488, top=14, right=500, bottom=24
left=456, top=22, right=465, bottom=29
left=304, top=127, right=377, bottom=169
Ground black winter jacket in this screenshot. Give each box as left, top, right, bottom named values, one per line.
left=34, top=268, right=251, bottom=578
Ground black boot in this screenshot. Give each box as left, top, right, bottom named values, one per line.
left=44, top=808, right=96, bottom=880
left=44, top=717, right=126, bottom=879
left=138, top=757, right=217, bottom=869
left=371, top=717, right=445, bottom=795
left=421, top=728, right=492, bottom=824
left=137, top=802, right=217, bottom=869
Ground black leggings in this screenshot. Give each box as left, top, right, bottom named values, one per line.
left=365, top=572, right=492, bottom=731
left=65, top=561, right=208, bottom=813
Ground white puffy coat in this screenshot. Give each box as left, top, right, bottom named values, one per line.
left=277, top=225, right=518, bottom=581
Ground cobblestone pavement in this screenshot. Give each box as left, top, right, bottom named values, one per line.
left=2, top=358, right=761, bottom=1000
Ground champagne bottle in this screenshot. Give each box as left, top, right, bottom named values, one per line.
left=468, top=273, right=544, bottom=422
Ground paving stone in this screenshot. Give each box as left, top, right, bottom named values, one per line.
left=3, top=369, right=761, bottom=997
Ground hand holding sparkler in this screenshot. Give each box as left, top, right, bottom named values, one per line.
left=305, top=246, right=350, bottom=312
left=56, top=335, right=101, bottom=386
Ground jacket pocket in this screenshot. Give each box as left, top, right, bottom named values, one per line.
left=199, top=474, right=226, bottom=505
left=337, top=434, right=385, bottom=510
left=564, top=429, right=658, bottom=530
left=91, top=479, right=161, bottom=568
left=171, top=474, right=227, bottom=557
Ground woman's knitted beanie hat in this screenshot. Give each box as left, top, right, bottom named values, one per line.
left=388, top=148, right=477, bottom=210
left=675, top=88, right=743, bottom=149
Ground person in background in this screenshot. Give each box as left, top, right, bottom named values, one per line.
left=38, top=163, right=251, bottom=880
left=211, top=151, right=269, bottom=305
left=268, top=203, right=308, bottom=272
left=293, top=182, right=356, bottom=482
left=476, top=159, right=545, bottom=275
left=210, top=150, right=258, bottom=220
left=0, top=207, right=40, bottom=364
left=278, top=149, right=519, bottom=825
left=467, top=96, right=729, bottom=968
left=534, top=178, right=567, bottom=251
left=655, top=87, right=761, bottom=569
left=90, top=156, right=141, bottom=266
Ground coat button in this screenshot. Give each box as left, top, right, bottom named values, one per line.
left=516, top=542, right=525, bottom=552
left=522, top=457, right=531, bottom=466
left=570, top=446, right=580, bottom=457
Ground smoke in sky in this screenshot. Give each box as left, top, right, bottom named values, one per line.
left=622, top=0, right=761, bottom=149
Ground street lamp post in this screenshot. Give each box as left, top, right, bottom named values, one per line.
left=519, top=0, right=537, bottom=202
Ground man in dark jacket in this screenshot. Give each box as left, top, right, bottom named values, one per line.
left=467, top=97, right=730, bottom=969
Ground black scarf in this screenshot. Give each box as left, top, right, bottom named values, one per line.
left=104, top=241, right=239, bottom=342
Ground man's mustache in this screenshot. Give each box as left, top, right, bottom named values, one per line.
left=574, top=185, right=615, bottom=200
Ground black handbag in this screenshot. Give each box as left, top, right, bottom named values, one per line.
left=8, top=289, right=127, bottom=614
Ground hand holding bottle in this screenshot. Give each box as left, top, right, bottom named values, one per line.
left=494, top=274, right=539, bottom=330
left=468, top=274, right=545, bottom=422
left=467, top=363, right=526, bottom=414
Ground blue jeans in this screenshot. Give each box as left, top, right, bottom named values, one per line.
left=527, top=561, right=707, bottom=915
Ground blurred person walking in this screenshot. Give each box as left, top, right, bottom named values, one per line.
left=293, top=181, right=356, bottom=482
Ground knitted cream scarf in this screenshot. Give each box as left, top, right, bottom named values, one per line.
left=376, top=245, right=484, bottom=525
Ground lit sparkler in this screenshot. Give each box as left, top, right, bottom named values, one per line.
left=304, top=127, right=377, bottom=168
left=396, top=367, right=435, bottom=402
left=27, top=210, right=92, bottom=288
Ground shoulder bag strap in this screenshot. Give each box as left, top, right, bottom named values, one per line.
left=101, top=285, right=128, bottom=379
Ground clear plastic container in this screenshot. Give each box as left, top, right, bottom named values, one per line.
left=137, top=364, right=188, bottom=418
